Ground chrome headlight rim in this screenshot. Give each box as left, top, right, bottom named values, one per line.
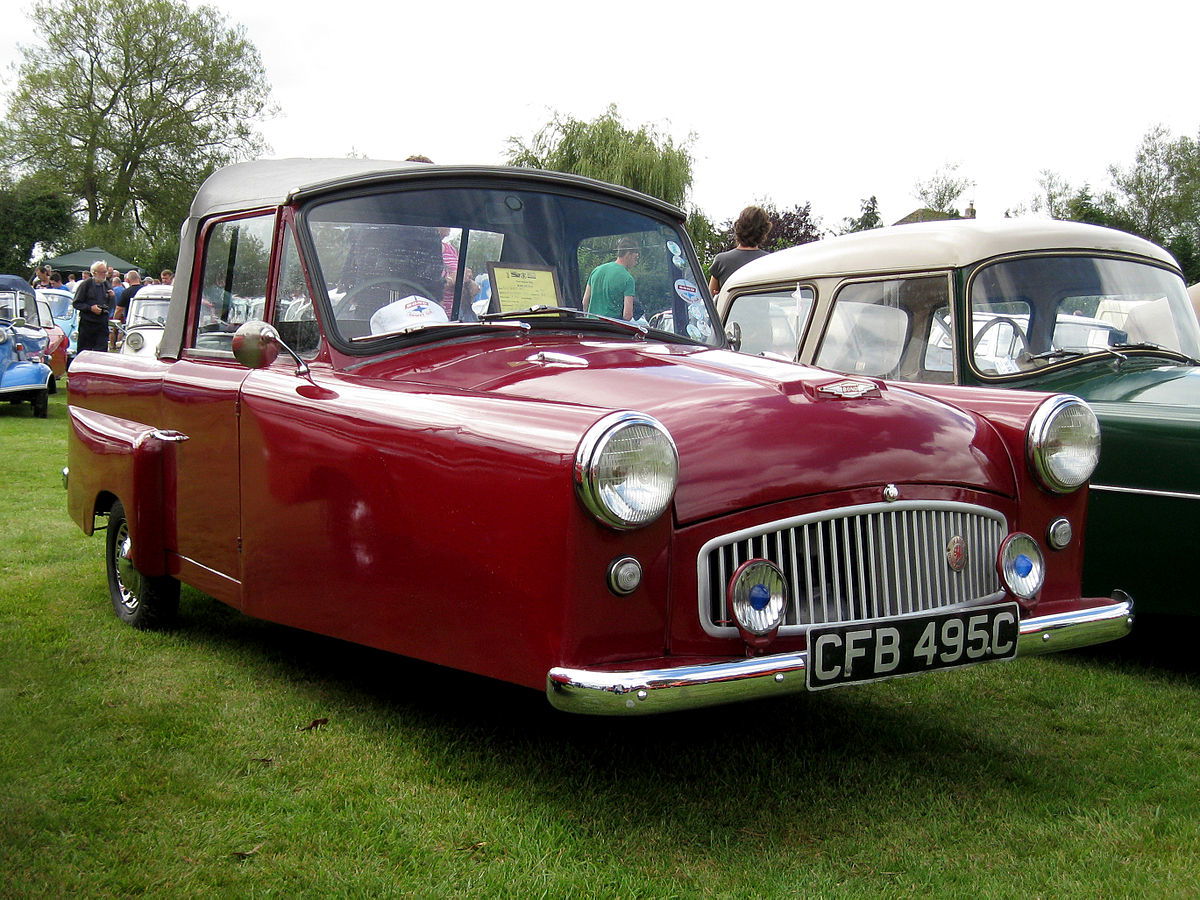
left=998, top=532, right=1045, bottom=600
left=125, top=331, right=145, bottom=351
left=1026, top=394, right=1100, bottom=494
left=574, top=411, right=679, bottom=531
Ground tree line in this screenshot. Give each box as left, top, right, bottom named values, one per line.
left=2, top=0, right=1197, bottom=285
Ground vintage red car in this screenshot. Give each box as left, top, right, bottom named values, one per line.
left=65, top=159, right=1131, bottom=714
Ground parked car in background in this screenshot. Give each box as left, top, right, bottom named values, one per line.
left=65, top=160, right=1130, bottom=715
left=35, top=297, right=69, bottom=379
left=0, top=275, right=53, bottom=417
left=37, top=287, right=79, bottom=362
left=117, top=284, right=171, bottom=358
left=718, top=219, right=1200, bottom=616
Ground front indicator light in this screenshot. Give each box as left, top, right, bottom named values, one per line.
left=728, top=559, right=788, bottom=646
left=999, top=532, right=1044, bottom=600
left=1047, top=517, right=1073, bottom=550
left=607, top=557, right=642, bottom=595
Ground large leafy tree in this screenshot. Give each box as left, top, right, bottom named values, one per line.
left=507, top=105, right=694, bottom=208
left=0, top=174, right=74, bottom=274
left=840, top=196, right=883, bottom=234
left=1032, top=126, right=1200, bottom=283
left=912, top=163, right=974, bottom=216
left=0, top=0, right=272, bottom=260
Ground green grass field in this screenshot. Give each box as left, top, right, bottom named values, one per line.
left=3, top=391, right=1200, bottom=897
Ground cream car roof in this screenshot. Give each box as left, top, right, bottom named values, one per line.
left=722, top=219, right=1179, bottom=292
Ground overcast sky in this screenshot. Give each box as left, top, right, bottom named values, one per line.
left=3, top=0, right=1198, bottom=230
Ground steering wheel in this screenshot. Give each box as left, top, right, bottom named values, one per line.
left=972, top=315, right=1029, bottom=357
left=334, top=277, right=432, bottom=317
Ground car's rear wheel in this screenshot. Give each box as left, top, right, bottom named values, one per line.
left=105, top=500, right=179, bottom=629
left=31, top=390, right=48, bottom=418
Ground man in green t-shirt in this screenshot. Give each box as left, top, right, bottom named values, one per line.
left=582, top=237, right=640, bottom=319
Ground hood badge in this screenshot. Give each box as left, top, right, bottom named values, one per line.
left=946, top=535, right=968, bottom=572
left=817, top=379, right=880, bottom=400
left=883, top=484, right=900, bottom=502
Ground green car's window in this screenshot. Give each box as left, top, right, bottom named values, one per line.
left=969, top=255, right=1200, bottom=375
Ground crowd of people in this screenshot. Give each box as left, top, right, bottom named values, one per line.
left=30, top=261, right=174, bottom=353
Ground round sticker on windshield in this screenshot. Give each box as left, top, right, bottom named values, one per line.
left=672, top=255, right=686, bottom=268
left=675, top=279, right=701, bottom=302
left=666, top=240, right=682, bottom=256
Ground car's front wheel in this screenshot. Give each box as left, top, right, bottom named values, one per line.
left=105, top=500, right=179, bottom=629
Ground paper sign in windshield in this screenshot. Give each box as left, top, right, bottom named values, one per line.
left=489, top=264, right=562, bottom=312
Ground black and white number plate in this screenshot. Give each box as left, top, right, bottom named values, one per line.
left=805, top=603, right=1021, bottom=691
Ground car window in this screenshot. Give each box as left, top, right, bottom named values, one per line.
left=725, top=287, right=812, bottom=357
left=194, top=214, right=274, bottom=353
left=303, top=186, right=717, bottom=348
left=273, top=223, right=320, bottom=358
left=969, top=255, right=1200, bottom=369
left=817, top=276, right=949, bottom=380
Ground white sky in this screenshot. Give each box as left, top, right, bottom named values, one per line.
left=3, top=0, right=1198, bottom=229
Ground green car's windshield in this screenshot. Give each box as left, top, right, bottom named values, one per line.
left=300, top=185, right=717, bottom=350
left=968, top=256, right=1200, bottom=375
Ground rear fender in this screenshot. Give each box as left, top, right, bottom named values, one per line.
left=67, top=406, right=186, bottom=576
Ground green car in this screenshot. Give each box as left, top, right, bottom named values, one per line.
left=717, top=219, right=1200, bottom=615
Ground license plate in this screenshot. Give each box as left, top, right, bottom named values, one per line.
left=805, top=603, right=1020, bottom=691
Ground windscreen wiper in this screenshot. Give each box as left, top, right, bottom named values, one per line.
left=1109, top=342, right=1200, bottom=364
left=480, top=305, right=648, bottom=337
left=350, top=321, right=531, bottom=342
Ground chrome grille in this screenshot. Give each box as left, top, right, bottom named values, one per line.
left=700, top=501, right=1007, bottom=635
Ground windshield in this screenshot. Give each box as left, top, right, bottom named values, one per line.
left=128, top=298, right=171, bottom=326
left=968, top=256, right=1200, bottom=374
left=37, top=289, right=74, bottom=318
left=302, top=184, right=717, bottom=348
left=0, top=290, right=42, bottom=325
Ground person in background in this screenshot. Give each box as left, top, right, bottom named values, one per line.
left=32, top=265, right=51, bottom=289
left=48, top=271, right=64, bottom=289
left=160, top=269, right=173, bottom=285
left=708, top=205, right=772, bottom=294
left=583, top=236, right=640, bottom=320
left=73, top=260, right=115, bottom=352
left=114, top=270, right=143, bottom=325
left=66, top=272, right=78, bottom=285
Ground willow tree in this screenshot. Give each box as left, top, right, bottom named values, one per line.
left=507, top=105, right=694, bottom=208
left=0, top=0, right=272, bottom=253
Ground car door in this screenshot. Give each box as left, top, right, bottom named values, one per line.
left=158, top=212, right=276, bottom=604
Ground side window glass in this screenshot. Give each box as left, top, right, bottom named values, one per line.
left=818, top=276, right=946, bottom=381
left=273, top=226, right=320, bottom=357
left=195, top=215, right=274, bottom=353
left=726, top=287, right=812, bottom=358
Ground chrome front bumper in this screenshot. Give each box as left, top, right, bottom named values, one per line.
left=546, top=593, right=1133, bottom=716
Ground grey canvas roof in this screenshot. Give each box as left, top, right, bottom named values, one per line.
left=190, top=158, right=683, bottom=219
left=723, top=219, right=1178, bottom=293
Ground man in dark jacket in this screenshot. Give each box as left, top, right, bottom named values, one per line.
left=73, top=260, right=116, bottom=352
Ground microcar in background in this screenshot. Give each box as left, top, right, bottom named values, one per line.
left=718, top=219, right=1200, bottom=616
left=65, top=161, right=1130, bottom=715
left=0, top=274, right=53, bottom=417
left=37, top=286, right=79, bottom=362
left=117, top=284, right=171, bottom=357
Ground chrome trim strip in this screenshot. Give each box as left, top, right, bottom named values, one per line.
left=1090, top=483, right=1200, bottom=502
left=546, top=594, right=1133, bottom=716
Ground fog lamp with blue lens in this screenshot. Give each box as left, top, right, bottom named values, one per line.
left=727, top=559, right=788, bottom=646
left=998, top=532, right=1045, bottom=600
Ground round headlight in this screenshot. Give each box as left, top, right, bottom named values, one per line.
left=126, top=331, right=145, bottom=351
left=998, top=532, right=1044, bottom=600
left=728, top=559, right=788, bottom=640
left=1027, top=395, right=1100, bottom=493
left=575, top=412, right=678, bottom=530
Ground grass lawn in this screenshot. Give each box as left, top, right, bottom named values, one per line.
left=3, top=391, right=1200, bottom=896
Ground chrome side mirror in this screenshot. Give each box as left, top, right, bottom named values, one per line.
left=232, top=320, right=281, bottom=369
left=232, top=320, right=312, bottom=381
left=724, top=320, right=742, bottom=352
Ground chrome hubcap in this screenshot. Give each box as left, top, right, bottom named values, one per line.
left=113, top=521, right=143, bottom=612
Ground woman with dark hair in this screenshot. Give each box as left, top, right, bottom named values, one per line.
left=708, top=205, right=772, bottom=294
